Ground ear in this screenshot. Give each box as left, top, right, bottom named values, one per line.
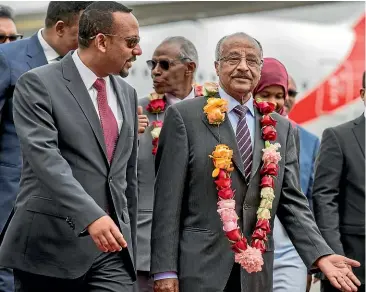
left=55, top=21, right=66, bottom=37
left=214, top=61, right=219, bottom=76
left=185, top=61, right=197, bottom=76
left=360, top=89, right=365, bottom=100
left=94, top=34, right=108, bottom=53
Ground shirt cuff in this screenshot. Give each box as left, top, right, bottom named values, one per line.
left=154, top=272, right=178, bottom=281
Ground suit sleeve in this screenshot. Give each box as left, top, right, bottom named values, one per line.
left=12, top=71, right=106, bottom=236
left=312, top=128, right=345, bottom=255
left=150, top=105, right=188, bottom=275
left=277, top=123, right=334, bottom=269
left=0, top=49, right=10, bottom=117
left=306, top=137, right=320, bottom=212
left=126, top=89, right=139, bottom=264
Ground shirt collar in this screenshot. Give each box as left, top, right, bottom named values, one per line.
left=37, top=28, right=60, bottom=63
left=218, top=87, right=255, bottom=117
left=72, top=50, right=109, bottom=91
left=165, top=87, right=195, bottom=105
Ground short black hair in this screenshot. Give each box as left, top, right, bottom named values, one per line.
left=362, top=71, right=365, bottom=89
left=78, top=1, right=132, bottom=48
left=0, top=5, right=14, bottom=21
left=45, top=1, right=93, bottom=28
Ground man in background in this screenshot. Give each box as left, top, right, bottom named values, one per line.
left=312, top=71, right=365, bottom=292
left=273, top=75, right=321, bottom=292
left=136, top=36, right=199, bottom=291
left=0, top=2, right=92, bottom=291
left=0, top=5, right=22, bottom=45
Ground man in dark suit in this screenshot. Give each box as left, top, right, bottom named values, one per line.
left=136, top=36, right=199, bottom=291
left=0, top=2, right=91, bottom=291
left=312, top=71, right=365, bottom=292
left=151, top=32, right=361, bottom=292
left=0, top=2, right=142, bottom=291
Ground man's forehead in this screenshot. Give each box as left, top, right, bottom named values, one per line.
left=153, top=42, right=181, bottom=58
left=221, top=37, right=260, bottom=55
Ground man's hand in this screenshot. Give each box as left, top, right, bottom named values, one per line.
left=316, top=254, right=361, bottom=291
left=87, top=215, right=127, bottom=252
left=154, top=278, right=179, bottom=292
left=138, top=106, right=149, bottom=134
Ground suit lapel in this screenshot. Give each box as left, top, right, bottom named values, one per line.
left=26, top=33, right=48, bottom=69
left=249, top=107, right=264, bottom=183
left=202, top=113, right=246, bottom=180
left=62, top=52, right=108, bottom=163
left=109, top=76, right=132, bottom=168
left=353, top=115, right=365, bottom=158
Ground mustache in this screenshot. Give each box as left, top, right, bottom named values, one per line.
left=231, top=74, right=251, bottom=79
left=129, top=56, right=137, bottom=62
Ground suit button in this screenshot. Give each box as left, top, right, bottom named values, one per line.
left=244, top=204, right=251, bottom=210
left=109, top=177, right=113, bottom=183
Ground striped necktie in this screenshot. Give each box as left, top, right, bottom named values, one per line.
left=233, top=105, right=253, bottom=182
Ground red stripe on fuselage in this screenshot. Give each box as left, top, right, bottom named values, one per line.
left=289, top=14, right=365, bottom=124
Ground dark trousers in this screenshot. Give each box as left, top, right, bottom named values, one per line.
left=224, top=264, right=241, bottom=292
left=14, top=251, right=133, bottom=292
left=321, top=280, right=365, bottom=292
left=0, top=266, right=14, bottom=292
left=136, top=271, right=153, bottom=292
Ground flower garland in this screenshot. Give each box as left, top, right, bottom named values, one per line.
left=203, top=83, right=282, bottom=273
left=146, top=85, right=204, bottom=155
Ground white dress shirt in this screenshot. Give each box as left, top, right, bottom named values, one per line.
left=37, top=29, right=61, bottom=64
left=72, top=50, right=123, bottom=131
left=165, top=87, right=195, bottom=105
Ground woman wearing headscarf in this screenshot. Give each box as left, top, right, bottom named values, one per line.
left=253, top=57, right=307, bottom=292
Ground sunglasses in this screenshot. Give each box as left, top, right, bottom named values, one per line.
left=88, top=33, right=140, bottom=49
left=0, top=34, right=23, bottom=43
left=146, top=57, right=191, bottom=71
left=288, top=89, right=298, bottom=98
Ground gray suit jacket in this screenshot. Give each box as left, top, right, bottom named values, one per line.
left=313, top=115, right=365, bottom=283
left=0, top=52, right=139, bottom=280
left=151, top=96, right=333, bottom=292
left=136, top=96, right=165, bottom=271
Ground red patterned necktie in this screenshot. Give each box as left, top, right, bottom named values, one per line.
left=233, top=105, right=253, bottom=182
left=93, top=78, right=119, bottom=163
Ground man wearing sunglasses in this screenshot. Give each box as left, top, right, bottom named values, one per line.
left=136, top=36, right=199, bottom=292
left=273, top=75, right=321, bottom=292
left=0, top=1, right=143, bottom=292
left=0, top=5, right=22, bottom=45
left=0, top=3, right=92, bottom=291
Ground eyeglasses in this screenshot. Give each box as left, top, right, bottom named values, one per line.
left=0, top=34, right=23, bottom=44
left=146, top=57, right=191, bottom=71
left=88, top=33, right=140, bottom=49
left=218, top=55, right=263, bottom=67
left=288, top=89, right=298, bottom=98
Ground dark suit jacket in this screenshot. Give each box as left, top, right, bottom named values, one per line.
left=136, top=96, right=164, bottom=272
left=298, top=126, right=320, bottom=210
left=313, top=115, right=365, bottom=283
left=151, top=96, right=333, bottom=292
left=0, top=52, right=139, bottom=280
left=0, top=34, right=47, bottom=233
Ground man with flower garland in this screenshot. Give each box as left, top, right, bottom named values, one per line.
left=136, top=36, right=201, bottom=292
left=150, top=32, right=361, bottom=292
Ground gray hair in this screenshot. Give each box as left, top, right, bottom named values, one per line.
left=215, top=32, right=263, bottom=61
left=160, top=36, right=199, bottom=69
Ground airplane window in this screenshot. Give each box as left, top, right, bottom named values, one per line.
left=198, top=73, right=204, bottom=82
left=130, top=68, right=136, bottom=76
left=144, top=69, right=149, bottom=77
left=211, top=74, right=217, bottom=81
